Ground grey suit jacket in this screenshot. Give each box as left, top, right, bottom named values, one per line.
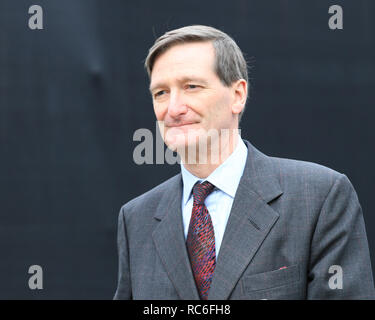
left=114, top=140, right=375, bottom=299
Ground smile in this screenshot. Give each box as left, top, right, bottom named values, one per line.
left=167, top=122, right=197, bottom=128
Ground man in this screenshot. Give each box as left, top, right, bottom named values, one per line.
left=114, top=25, right=375, bottom=299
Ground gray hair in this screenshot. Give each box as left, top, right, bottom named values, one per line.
left=144, top=25, right=249, bottom=122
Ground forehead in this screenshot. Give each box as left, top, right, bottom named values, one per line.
left=150, top=41, right=217, bottom=89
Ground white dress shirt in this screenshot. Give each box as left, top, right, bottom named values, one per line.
left=180, top=136, right=248, bottom=258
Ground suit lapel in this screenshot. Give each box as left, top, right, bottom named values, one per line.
left=152, top=175, right=200, bottom=300
left=208, top=140, right=283, bottom=300
left=151, top=140, right=283, bottom=300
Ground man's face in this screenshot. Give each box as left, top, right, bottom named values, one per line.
left=149, top=41, right=241, bottom=154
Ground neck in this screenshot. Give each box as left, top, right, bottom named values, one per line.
left=181, top=130, right=239, bottom=179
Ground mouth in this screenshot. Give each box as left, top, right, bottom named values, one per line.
left=167, top=122, right=197, bottom=128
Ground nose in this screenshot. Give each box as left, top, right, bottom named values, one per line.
left=167, top=90, right=188, bottom=118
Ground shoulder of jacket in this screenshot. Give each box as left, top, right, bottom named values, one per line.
left=119, top=173, right=181, bottom=219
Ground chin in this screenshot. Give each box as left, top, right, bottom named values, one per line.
left=164, top=132, right=190, bottom=153
left=165, top=129, right=214, bottom=163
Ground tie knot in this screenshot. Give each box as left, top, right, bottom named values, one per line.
left=192, top=181, right=215, bottom=205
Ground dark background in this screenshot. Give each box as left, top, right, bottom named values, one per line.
left=0, top=0, right=374, bottom=299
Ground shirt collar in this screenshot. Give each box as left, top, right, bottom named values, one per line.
left=180, top=136, right=248, bottom=205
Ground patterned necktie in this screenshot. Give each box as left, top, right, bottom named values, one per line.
left=186, top=181, right=216, bottom=300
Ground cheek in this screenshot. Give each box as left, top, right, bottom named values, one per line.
left=153, top=104, right=165, bottom=120
left=208, top=94, right=231, bottom=116
left=206, top=95, right=233, bottom=127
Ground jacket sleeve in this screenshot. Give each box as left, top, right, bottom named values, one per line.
left=113, top=205, right=132, bottom=300
left=307, top=173, right=375, bottom=299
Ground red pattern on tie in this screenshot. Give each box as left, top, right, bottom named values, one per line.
left=186, top=181, right=216, bottom=300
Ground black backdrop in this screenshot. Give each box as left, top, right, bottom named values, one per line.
left=0, top=0, right=374, bottom=299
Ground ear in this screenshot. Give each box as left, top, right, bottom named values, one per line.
left=231, top=79, right=247, bottom=115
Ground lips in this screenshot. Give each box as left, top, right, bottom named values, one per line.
left=167, top=122, right=197, bottom=128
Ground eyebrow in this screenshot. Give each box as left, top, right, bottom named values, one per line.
left=149, top=76, right=209, bottom=93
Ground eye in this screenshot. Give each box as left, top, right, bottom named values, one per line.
left=186, top=84, right=198, bottom=89
left=154, top=90, right=166, bottom=98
